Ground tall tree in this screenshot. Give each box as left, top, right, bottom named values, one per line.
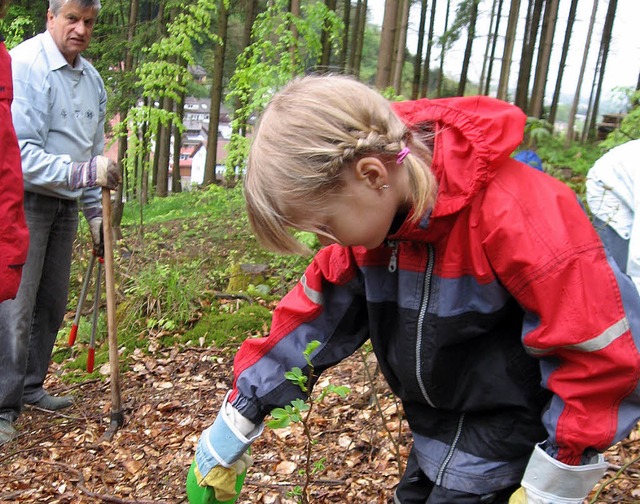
left=420, top=0, right=437, bottom=97
left=339, top=0, right=351, bottom=70
left=110, top=0, right=140, bottom=235
left=376, top=0, right=398, bottom=89
left=436, top=0, right=451, bottom=97
left=583, top=0, right=618, bottom=142
left=319, top=0, right=337, bottom=71
left=497, top=0, right=520, bottom=101
left=529, top=0, right=560, bottom=118
left=482, top=0, right=504, bottom=95
left=514, top=0, right=544, bottom=111
left=392, top=0, right=410, bottom=94
left=352, top=0, right=367, bottom=77
left=171, top=81, right=186, bottom=193
left=479, top=0, right=498, bottom=95
left=565, top=0, right=598, bottom=146
left=412, top=0, right=428, bottom=100
left=204, top=0, right=229, bottom=186
left=457, top=0, right=479, bottom=96
left=548, top=0, right=579, bottom=125
left=226, top=0, right=342, bottom=175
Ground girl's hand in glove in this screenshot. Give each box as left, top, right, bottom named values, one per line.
left=192, top=453, right=252, bottom=502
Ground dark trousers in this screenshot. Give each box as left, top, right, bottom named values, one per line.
left=0, top=192, right=78, bottom=423
left=394, top=447, right=520, bottom=504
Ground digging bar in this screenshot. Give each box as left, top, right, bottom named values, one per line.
left=100, top=188, right=124, bottom=441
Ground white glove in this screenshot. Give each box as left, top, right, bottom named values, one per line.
left=517, top=444, right=607, bottom=504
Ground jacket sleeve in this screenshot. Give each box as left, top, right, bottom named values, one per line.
left=0, top=42, right=29, bottom=303
left=482, top=164, right=640, bottom=499
left=229, top=244, right=370, bottom=423
left=195, top=245, right=370, bottom=477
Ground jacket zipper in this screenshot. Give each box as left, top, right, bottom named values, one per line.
left=436, top=412, right=466, bottom=485
left=416, top=244, right=436, bottom=407
left=388, top=241, right=398, bottom=272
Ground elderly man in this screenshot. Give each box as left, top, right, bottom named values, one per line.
left=0, top=0, right=120, bottom=445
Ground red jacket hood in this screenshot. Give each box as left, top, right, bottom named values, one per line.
left=391, top=96, right=526, bottom=218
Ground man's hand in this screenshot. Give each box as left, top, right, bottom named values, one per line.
left=69, top=155, right=120, bottom=190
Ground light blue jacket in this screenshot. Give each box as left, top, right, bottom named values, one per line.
left=10, top=30, right=106, bottom=208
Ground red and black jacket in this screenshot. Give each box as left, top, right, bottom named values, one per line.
left=228, top=96, right=640, bottom=493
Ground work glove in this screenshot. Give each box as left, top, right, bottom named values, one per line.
left=188, top=453, right=252, bottom=502
left=510, top=443, right=608, bottom=504
left=193, top=392, right=263, bottom=503
left=508, top=487, right=538, bottom=504
left=82, top=206, right=104, bottom=258
left=69, top=155, right=121, bottom=190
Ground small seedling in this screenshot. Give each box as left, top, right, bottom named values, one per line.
left=268, top=340, right=350, bottom=503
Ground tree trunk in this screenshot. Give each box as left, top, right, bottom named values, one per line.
left=319, top=0, right=337, bottom=71
left=348, top=0, right=362, bottom=74
left=155, top=96, right=173, bottom=197
left=339, top=0, right=351, bottom=70
left=421, top=0, right=437, bottom=97
left=478, top=0, right=498, bottom=94
left=436, top=0, right=451, bottom=97
left=392, top=0, right=410, bottom=94
left=529, top=0, right=560, bottom=118
left=204, top=0, right=229, bottom=186
left=289, top=0, right=301, bottom=61
left=457, top=0, right=478, bottom=96
left=483, top=0, right=503, bottom=95
left=233, top=0, right=257, bottom=138
left=515, top=0, right=544, bottom=111
left=111, top=0, right=139, bottom=237
left=496, top=0, right=520, bottom=101
left=583, top=0, right=618, bottom=142
left=412, top=0, right=428, bottom=100
left=376, top=0, right=398, bottom=89
left=548, top=0, right=578, bottom=125
left=565, top=0, right=598, bottom=147
left=353, top=0, right=367, bottom=78
left=171, top=86, right=185, bottom=194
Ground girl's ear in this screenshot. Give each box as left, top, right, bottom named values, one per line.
left=354, top=156, right=389, bottom=190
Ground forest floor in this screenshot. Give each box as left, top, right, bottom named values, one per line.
left=1, top=189, right=640, bottom=503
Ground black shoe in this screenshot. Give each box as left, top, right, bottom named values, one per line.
left=25, top=393, right=74, bottom=411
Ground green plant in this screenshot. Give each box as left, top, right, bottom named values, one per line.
left=267, top=340, right=350, bottom=503
left=600, top=88, right=640, bottom=150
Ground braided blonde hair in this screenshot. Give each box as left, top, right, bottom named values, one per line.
left=244, top=74, right=436, bottom=255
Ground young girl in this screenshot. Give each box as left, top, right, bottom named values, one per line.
left=192, top=75, right=640, bottom=503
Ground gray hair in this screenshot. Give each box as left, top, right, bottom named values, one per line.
left=49, top=0, right=101, bottom=15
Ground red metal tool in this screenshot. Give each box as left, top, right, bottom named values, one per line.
left=87, top=258, right=103, bottom=373
left=68, top=253, right=96, bottom=346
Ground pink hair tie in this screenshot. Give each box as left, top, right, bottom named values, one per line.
left=396, top=147, right=410, bottom=164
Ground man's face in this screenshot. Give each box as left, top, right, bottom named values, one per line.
left=47, top=1, right=97, bottom=66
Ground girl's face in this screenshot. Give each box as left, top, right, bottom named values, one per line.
left=298, top=157, right=407, bottom=249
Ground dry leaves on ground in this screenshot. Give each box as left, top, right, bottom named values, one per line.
left=0, top=343, right=639, bottom=503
